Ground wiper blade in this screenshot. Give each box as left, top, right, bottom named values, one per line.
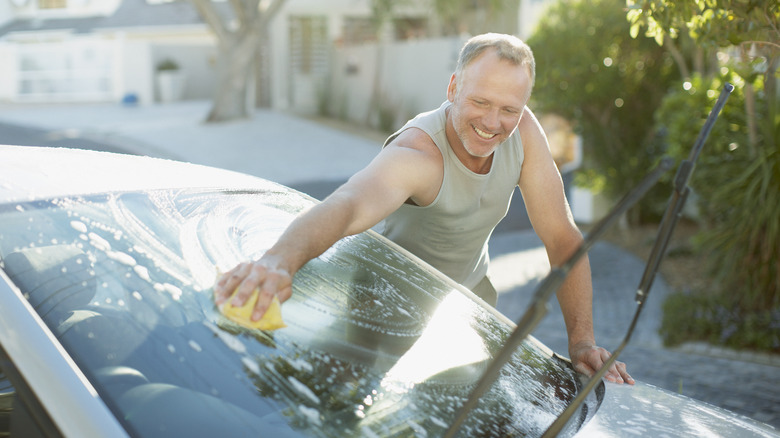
left=542, top=82, right=734, bottom=438
left=443, top=82, right=733, bottom=438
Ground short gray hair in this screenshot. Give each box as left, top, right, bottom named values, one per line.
left=455, top=33, right=536, bottom=89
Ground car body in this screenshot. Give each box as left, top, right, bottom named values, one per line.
left=0, top=145, right=777, bottom=438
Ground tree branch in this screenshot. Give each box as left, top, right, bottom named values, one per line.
left=228, top=0, right=251, bottom=27
left=260, top=0, right=287, bottom=26
left=191, top=0, right=230, bottom=42
left=662, top=34, right=690, bottom=79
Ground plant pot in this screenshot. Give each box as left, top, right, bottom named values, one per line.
left=157, top=71, right=185, bottom=103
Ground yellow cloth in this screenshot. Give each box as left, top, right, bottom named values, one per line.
left=219, top=288, right=287, bottom=331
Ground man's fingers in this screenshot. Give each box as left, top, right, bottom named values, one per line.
left=233, top=263, right=274, bottom=306
left=214, top=263, right=251, bottom=304
left=615, top=360, right=635, bottom=385
left=603, top=359, right=635, bottom=385
left=573, top=362, right=596, bottom=378
left=251, top=269, right=292, bottom=321
left=571, top=345, right=633, bottom=385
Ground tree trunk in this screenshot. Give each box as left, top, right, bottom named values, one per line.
left=255, top=26, right=273, bottom=109
left=190, top=0, right=287, bottom=123
left=207, top=34, right=258, bottom=122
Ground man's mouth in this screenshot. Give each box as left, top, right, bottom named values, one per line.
left=473, top=126, right=497, bottom=140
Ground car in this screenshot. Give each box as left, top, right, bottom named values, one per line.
left=0, top=144, right=777, bottom=438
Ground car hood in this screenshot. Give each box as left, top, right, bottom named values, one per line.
left=580, top=381, right=778, bottom=437
left=0, top=145, right=284, bottom=203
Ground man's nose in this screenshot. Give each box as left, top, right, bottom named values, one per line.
left=482, top=108, right=501, bottom=131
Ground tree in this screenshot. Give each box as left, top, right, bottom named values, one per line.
left=627, top=0, right=778, bottom=151
left=628, top=0, right=779, bottom=350
left=191, top=0, right=287, bottom=123
left=527, top=0, right=678, bottom=222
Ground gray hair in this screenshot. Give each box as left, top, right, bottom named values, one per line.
left=455, top=33, right=536, bottom=89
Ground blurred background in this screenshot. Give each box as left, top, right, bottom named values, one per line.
left=0, top=0, right=777, bottom=422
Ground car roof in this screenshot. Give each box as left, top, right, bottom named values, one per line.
left=0, top=145, right=283, bottom=204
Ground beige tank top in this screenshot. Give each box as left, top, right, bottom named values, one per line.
left=381, top=101, right=524, bottom=289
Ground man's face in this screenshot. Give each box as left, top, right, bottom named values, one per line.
left=447, top=50, right=531, bottom=159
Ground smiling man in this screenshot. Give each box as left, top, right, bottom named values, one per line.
left=216, top=33, right=633, bottom=385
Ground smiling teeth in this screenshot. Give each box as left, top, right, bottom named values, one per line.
left=474, top=126, right=496, bottom=139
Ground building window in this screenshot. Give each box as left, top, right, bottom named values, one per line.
left=394, top=17, right=428, bottom=40
left=16, top=39, right=115, bottom=102
left=341, top=17, right=375, bottom=45
left=289, top=16, right=329, bottom=76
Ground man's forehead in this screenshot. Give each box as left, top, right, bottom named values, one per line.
left=458, top=55, right=532, bottom=102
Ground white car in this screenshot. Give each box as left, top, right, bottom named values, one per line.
left=0, top=145, right=777, bottom=438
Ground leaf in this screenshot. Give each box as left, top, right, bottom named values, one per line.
left=655, top=31, right=665, bottom=45
left=630, top=22, right=641, bottom=39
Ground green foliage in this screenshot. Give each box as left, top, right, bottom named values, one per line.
left=626, top=0, right=779, bottom=51
left=633, top=0, right=779, bottom=352
left=661, top=292, right=780, bottom=352
left=528, top=0, right=678, bottom=221
left=156, top=59, right=180, bottom=72
left=654, top=72, right=779, bottom=350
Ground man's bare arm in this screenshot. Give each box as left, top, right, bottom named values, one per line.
left=214, top=129, right=443, bottom=319
left=517, top=107, right=634, bottom=384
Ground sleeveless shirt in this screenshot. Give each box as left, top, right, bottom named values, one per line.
left=381, top=101, right=525, bottom=289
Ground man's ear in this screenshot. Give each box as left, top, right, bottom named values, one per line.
left=447, top=73, right=457, bottom=102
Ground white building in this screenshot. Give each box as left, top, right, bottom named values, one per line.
left=0, top=0, right=555, bottom=109
left=0, top=0, right=215, bottom=104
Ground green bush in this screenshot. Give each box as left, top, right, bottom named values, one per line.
left=661, top=292, right=780, bottom=352
left=528, top=0, right=678, bottom=223
left=655, top=73, right=779, bottom=352
left=156, top=59, right=180, bottom=72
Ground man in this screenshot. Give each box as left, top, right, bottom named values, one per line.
left=215, top=33, right=633, bottom=385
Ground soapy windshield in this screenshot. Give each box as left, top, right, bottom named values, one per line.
left=0, top=188, right=594, bottom=437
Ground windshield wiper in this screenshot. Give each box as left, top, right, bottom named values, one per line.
left=444, top=83, right=733, bottom=438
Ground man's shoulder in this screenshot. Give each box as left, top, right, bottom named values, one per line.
left=516, top=107, right=548, bottom=151
left=386, top=127, right=442, bottom=160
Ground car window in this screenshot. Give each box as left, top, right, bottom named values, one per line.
left=0, top=189, right=595, bottom=437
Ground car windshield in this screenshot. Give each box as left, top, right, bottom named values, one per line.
left=0, top=188, right=597, bottom=437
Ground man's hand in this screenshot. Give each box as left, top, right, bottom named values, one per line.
left=214, top=255, right=293, bottom=321
left=570, top=341, right=634, bottom=385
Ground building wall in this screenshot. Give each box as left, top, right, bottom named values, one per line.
left=328, top=37, right=465, bottom=128
left=0, top=1, right=13, bottom=28
left=0, top=42, right=16, bottom=100
left=117, top=38, right=154, bottom=104
left=517, top=0, right=554, bottom=39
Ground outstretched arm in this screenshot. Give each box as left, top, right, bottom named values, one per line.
left=214, top=129, right=443, bottom=320
left=517, top=108, right=634, bottom=385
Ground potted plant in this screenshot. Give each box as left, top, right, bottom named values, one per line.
left=156, top=59, right=185, bottom=103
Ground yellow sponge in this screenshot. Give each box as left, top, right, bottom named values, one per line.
left=219, top=288, right=287, bottom=331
